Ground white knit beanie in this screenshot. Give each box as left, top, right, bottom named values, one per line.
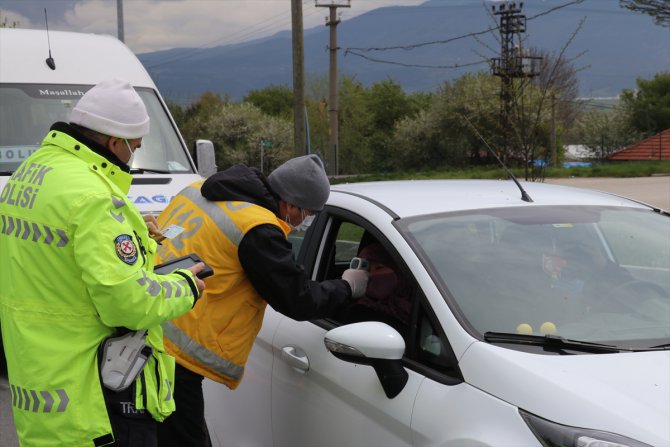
left=69, top=78, right=150, bottom=139
left=268, top=154, right=330, bottom=211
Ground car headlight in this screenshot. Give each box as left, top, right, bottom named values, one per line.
left=520, top=410, right=653, bottom=447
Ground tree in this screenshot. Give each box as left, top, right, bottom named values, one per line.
left=390, top=72, right=501, bottom=172
left=573, top=107, right=642, bottom=160
left=169, top=91, right=293, bottom=172
left=304, top=75, right=423, bottom=174
left=0, top=12, right=18, bottom=28
left=244, top=85, right=293, bottom=119
left=336, top=77, right=374, bottom=174
left=168, top=91, right=228, bottom=156
left=364, top=79, right=423, bottom=172
left=620, top=72, right=670, bottom=135
left=507, top=48, right=582, bottom=179
left=620, top=0, right=670, bottom=26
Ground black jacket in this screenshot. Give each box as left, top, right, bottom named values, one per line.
left=201, top=164, right=351, bottom=321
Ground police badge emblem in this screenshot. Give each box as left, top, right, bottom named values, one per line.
left=115, top=234, right=138, bottom=265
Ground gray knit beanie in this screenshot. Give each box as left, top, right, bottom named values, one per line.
left=268, top=154, right=330, bottom=211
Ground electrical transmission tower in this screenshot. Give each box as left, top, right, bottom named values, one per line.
left=490, top=1, right=541, bottom=163
left=316, top=0, right=351, bottom=176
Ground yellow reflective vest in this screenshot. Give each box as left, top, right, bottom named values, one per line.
left=0, top=128, right=196, bottom=446
left=156, top=181, right=291, bottom=389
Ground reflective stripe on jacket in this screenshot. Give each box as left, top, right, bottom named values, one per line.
left=0, top=129, right=195, bottom=446
left=156, top=181, right=291, bottom=389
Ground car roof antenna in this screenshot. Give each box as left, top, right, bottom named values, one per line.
left=459, top=111, right=533, bottom=203
left=44, top=8, right=56, bottom=70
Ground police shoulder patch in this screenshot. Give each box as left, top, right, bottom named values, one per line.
left=114, top=234, right=138, bottom=265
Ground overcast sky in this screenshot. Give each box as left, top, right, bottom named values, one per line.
left=0, top=0, right=426, bottom=53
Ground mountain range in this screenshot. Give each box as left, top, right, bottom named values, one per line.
left=138, top=0, right=669, bottom=104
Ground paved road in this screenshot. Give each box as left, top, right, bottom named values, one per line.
left=0, top=359, right=16, bottom=447
left=1, top=175, right=669, bottom=445
left=545, top=175, right=670, bottom=211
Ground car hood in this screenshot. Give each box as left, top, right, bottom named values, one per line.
left=459, top=342, right=670, bottom=445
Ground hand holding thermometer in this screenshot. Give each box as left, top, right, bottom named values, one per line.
left=349, top=257, right=369, bottom=271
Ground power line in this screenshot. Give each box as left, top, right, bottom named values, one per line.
left=344, top=50, right=487, bottom=70
left=346, top=0, right=585, bottom=54
left=146, top=0, right=320, bottom=69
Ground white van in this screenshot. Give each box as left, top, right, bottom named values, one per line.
left=0, top=28, right=216, bottom=214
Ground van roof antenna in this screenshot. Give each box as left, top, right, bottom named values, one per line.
left=459, top=111, right=533, bottom=203
left=44, top=8, right=56, bottom=70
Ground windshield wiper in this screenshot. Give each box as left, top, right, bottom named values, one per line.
left=484, top=331, right=626, bottom=354
left=130, top=167, right=172, bottom=174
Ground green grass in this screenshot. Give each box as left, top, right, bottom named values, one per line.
left=332, top=161, right=670, bottom=184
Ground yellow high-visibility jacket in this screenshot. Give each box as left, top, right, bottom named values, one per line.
left=156, top=181, right=291, bottom=389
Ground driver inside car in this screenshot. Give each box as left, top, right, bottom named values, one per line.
left=336, top=242, right=412, bottom=336
left=558, top=239, right=638, bottom=313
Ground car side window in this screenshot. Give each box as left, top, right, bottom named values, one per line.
left=417, top=311, right=451, bottom=370
left=310, top=212, right=462, bottom=381
left=335, top=222, right=365, bottom=261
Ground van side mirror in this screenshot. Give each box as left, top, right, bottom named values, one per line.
left=324, top=322, right=408, bottom=399
left=194, top=139, right=217, bottom=178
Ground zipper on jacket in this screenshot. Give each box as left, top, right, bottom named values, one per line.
left=140, top=370, right=148, bottom=410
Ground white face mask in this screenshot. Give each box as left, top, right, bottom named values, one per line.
left=123, top=138, right=135, bottom=167
left=285, top=208, right=316, bottom=233
left=295, top=214, right=315, bottom=232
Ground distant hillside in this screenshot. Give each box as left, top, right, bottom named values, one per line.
left=138, top=0, right=669, bottom=104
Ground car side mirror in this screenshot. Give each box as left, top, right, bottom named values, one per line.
left=324, top=322, right=408, bottom=399
left=194, top=139, right=217, bottom=178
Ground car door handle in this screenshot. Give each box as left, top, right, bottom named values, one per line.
left=281, top=346, right=310, bottom=371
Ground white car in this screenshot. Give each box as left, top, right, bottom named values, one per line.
left=204, top=179, right=670, bottom=447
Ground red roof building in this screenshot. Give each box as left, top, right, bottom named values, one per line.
left=608, top=129, right=670, bottom=161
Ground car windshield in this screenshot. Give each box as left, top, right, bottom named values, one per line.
left=0, top=83, right=193, bottom=174
left=402, top=205, right=670, bottom=346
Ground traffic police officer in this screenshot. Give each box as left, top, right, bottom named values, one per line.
left=0, top=79, right=205, bottom=446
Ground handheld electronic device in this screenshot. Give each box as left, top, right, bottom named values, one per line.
left=154, top=254, right=214, bottom=279
left=349, top=257, right=369, bottom=271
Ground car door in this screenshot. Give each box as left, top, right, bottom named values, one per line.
left=204, top=306, right=283, bottom=447
left=270, top=208, right=463, bottom=447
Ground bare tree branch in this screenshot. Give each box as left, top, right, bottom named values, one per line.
left=620, top=0, right=670, bottom=26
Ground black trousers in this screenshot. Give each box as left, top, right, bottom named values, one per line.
left=103, top=377, right=157, bottom=447
left=108, top=413, right=157, bottom=447
left=157, top=363, right=212, bottom=447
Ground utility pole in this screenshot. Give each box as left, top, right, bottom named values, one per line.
left=316, top=0, right=350, bottom=176
left=491, top=1, right=540, bottom=163
left=291, top=0, right=306, bottom=156
left=116, top=0, right=124, bottom=42
left=550, top=92, right=557, bottom=166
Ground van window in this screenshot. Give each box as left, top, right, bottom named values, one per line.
left=0, top=84, right=193, bottom=174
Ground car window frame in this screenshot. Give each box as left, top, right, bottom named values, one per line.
left=298, top=204, right=463, bottom=385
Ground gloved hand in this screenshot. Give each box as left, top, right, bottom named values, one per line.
left=342, top=268, right=369, bottom=299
